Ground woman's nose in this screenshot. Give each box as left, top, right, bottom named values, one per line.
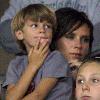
left=74, top=38, right=82, bottom=49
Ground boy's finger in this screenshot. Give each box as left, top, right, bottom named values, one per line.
left=28, top=47, right=33, bottom=58
left=39, top=39, right=49, bottom=51
left=41, top=44, right=49, bottom=55
left=34, top=38, right=40, bottom=50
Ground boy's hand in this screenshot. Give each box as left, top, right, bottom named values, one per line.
left=28, top=38, right=49, bottom=71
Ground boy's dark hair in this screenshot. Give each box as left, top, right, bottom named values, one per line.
left=11, top=4, right=56, bottom=53
left=51, top=7, right=93, bottom=51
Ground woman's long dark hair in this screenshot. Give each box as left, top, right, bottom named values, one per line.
left=50, top=7, right=93, bottom=52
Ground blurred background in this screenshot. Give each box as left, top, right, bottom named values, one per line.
left=0, top=0, right=9, bottom=18
left=0, top=0, right=14, bottom=84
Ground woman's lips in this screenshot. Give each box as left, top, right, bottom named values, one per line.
left=70, top=53, right=81, bottom=59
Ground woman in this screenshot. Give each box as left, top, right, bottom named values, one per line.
left=51, top=7, right=93, bottom=77
left=50, top=7, right=94, bottom=99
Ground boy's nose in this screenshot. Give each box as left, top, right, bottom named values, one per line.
left=39, top=26, right=45, bottom=33
left=82, top=83, right=90, bottom=92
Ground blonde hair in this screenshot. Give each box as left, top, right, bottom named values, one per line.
left=11, top=4, right=56, bottom=52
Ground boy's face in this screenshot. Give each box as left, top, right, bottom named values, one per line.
left=16, top=20, right=53, bottom=52
left=76, top=62, right=100, bottom=100
left=56, top=24, right=90, bottom=62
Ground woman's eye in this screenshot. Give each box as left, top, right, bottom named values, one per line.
left=81, top=36, right=90, bottom=43
left=64, top=33, right=75, bottom=40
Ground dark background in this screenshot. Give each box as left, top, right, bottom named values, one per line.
left=0, top=0, right=9, bottom=18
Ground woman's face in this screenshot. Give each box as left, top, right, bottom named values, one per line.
left=57, top=24, right=90, bottom=63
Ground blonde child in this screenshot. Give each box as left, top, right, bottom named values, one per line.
left=76, top=50, right=100, bottom=100
left=3, top=4, right=72, bottom=100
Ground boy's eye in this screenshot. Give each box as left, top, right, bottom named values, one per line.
left=64, top=33, right=75, bottom=40
left=44, top=24, right=52, bottom=29
left=31, top=24, right=38, bottom=28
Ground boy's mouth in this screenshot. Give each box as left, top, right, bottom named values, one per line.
left=39, top=37, right=50, bottom=44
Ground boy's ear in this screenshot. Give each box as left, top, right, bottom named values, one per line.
left=15, top=30, right=24, bottom=40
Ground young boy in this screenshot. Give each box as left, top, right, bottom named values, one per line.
left=76, top=50, right=100, bottom=100
left=3, top=4, right=72, bottom=100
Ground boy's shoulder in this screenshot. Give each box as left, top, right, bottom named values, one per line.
left=7, top=55, right=27, bottom=74
left=9, top=55, right=27, bottom=68
left=11, top=55, right=27, bottom=61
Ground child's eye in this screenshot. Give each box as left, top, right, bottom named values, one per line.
left=90, top=77, right=100, bottom=86
left=92, top=79, right=100, bottom=83
left=31, top=24, right=38, bottom=29
left=44, top=24, right=52, bottom=29
left=64, top=33, right=75, bottom=40
left=76, top=79, right=84, bottom=84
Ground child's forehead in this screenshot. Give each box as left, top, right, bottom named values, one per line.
left=25, top=18, right=50, bottom=23
left=25, top=18, right=51, bottom=24
left=77, top=64, right=100, bottom=79
left=78, top=62, right=100, bottom=74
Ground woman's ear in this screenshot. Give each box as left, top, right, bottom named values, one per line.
left=15, top=30, right=24, bottom=40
